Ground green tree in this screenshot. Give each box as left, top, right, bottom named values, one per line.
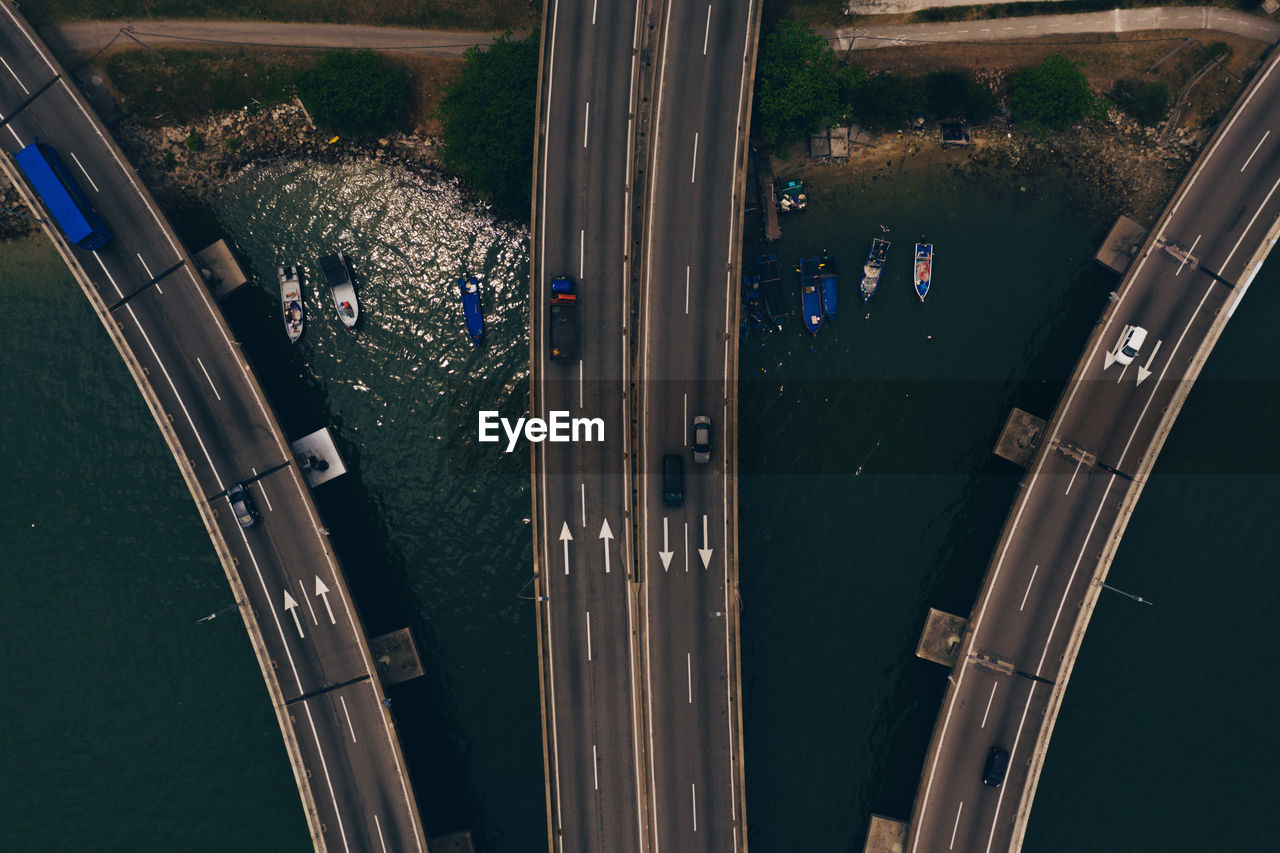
left=850, top=72, right=925, bottom=130
left=922, top=70, right=997, bottom=123
left=436, top=30, right=539, bottom=218
left=755, top=21, right=844, bottom=153
left=1111, top=79, right=1171, bottom=126
left=296, top=49, right=411, bottom=137
left=1010, top=54, right=1103, bottom=133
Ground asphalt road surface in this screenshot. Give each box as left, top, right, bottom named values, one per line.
left=907, top=52, right=1280, bottom=853
left=0, top=9, right=425, bottom=851
left=636, top=1, right=753, bottom=851
left=531, top=1, right=646, bottom=851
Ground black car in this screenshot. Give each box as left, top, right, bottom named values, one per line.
left=662, top=454, right=684, bottom=508
left=227, top=483, right=258, bottom=529
left=982, top=746, right=1010, bottom=787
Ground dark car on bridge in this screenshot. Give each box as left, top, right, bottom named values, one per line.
left=227, top=483, right=259, bottom=528
left=662, top=454, right=684, bottom=508
left=983, top=746, right=1010, bottom=787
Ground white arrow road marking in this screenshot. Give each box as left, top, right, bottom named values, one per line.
left=1136, top=339, right=1162, bottom=385
left=599, top=518, right=614, bottom=573
left=314, top=576, right=336, bottom=624
left=1103, top=348, right=1117, bottom=371
left=560, top=522, right=573, bottom=575
left=698, top=514, right=713, bottom=568
left=660, top=517, right=674, bottom=571
left=283, top=590, right=304, bottom=639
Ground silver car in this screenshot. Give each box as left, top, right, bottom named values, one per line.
left=692, top=416, right=712, bottom=464
left=227, top=483, right=258, bottom=528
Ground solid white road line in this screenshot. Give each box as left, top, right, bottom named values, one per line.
left=1, top=56, right=29, bottom=93
left=374, top=814, right=388, bottom=853
left=68, top=150, right=98, bottom=192
left=302, top=701, right=352, bottom=852
left=1019, top=564, right=1039, bottom=612
left=581, top=483, right=586, bottom=528
left=594, top=744, right=600, bottom=790
left=6, top=123, right=24, bottom=147
left=691, top=783, right=698, bottom=832
left=586, top=611, right=593, bottom=661
left=250, top=467, right=274, bottom=511
left=340, top=695, right=357, bottom=742
left=578, top=359, right=584, bottom=408
left=683, top=521, right=688, bottom=572
left=1175, top=233, right=1200, bottom=276
left=1240, top=130, right=1270, bottom=172
left=583, top=101, right=590, bottom=148
left=703, top=5, right=713, bottom=56
left=195, top=356, right=222, bottom=400
left=683, top=393, right=688, bottom=444
left=980, top=682, right=998, bottom=728
left=579, top=229, right=584, bottom=278
left=685, top=265, right=690, bottom=314
left=687, top=652, right=693, bottom=703
left=691, top=131, right=699, bottom=183
left=593, top=0, right=599, bottom=25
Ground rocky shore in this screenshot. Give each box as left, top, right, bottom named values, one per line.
left=777, top=107, right=1207, bottom=227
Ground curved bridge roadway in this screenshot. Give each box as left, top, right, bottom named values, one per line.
left=0, top=8, right=426, bottom=851
left=907, top=50, right=1280, bottom=852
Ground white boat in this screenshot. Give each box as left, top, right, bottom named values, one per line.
left=319, top=252, right=358, bottom=328
left=279, top=264, right=303, bottom=342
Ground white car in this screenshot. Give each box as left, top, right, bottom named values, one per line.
left=1113, top=325, right=1148, bottom=366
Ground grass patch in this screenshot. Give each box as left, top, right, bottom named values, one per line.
left=29, top=1, right=540, bottom=31
left=102, top=47, right=313, bottom=124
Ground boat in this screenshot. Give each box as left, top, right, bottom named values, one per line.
left=778, top=179, right=807, bottom=214
left=914, top=243, right=933, bottom=301
left=756, top=253, right=785, bottom=328
left=741, top=272, right=766, bottom=337
left=860, top=237, right=890, bottom=302
left=278, top=264, right=303, bottom=343
left=799, top=256, right=823, bottom=335
left=319, top=252, right=358, bottom=328
left=458, top=274, right=484, bottom=345
left=817, top=253, right=837, bottom=321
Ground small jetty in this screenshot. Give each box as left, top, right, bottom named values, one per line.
left=754, top=150, right=782, bottom=242
left=756, top=253, right=785, bottom=328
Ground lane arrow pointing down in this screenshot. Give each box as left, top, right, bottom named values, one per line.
left=698, top=514, right=713, bottom=569
left=1136, top=339, right=1162, bottom=385
left=660, top=517, right=674, bottom=571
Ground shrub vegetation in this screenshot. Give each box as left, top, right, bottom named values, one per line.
left=435, top=30, right=540, bottom=218
left=1010, top=54, right=1105, bottom=132
left=296, top=49, right=412, bottom=137
left=1111, top=79, right=1171, bottom=126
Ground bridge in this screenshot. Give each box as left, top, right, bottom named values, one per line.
left=529, top=0, right=758, bottom=850
left=0, top=7, right=427, bottom=851
left=905, top=46, right=1280, bottom=853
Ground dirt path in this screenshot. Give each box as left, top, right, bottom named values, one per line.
left=43, top=20, right=511, bottom=59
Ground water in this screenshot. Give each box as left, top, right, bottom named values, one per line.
left=2, top=153, right=1276, bottom=852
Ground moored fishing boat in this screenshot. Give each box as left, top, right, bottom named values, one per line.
left=799, top=256, right=823, bottom=335
left=860, top=236, right=889, bottom=302
left=278, top=264, right=303, bottom=342
left=458, top=274, right=484, bottom=345
left=914, top=242, right=933, bottom=301
left=756, top=253, right=785, bottom=328
left=320, top=252, right=358, bottom=328
left=741, top=272, right=766, bottom=337
left=818, top=253, right=837, bottom=321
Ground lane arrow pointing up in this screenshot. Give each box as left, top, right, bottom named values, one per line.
left=599, top=518, right=614, bottom=573
left=283, top=590, right=305, bottom=639
left=659, top=517, right=674, bottom=571
left=560, top=522, right=573, bottom=576
left=314, top=576, right=336, bottom=624
left=698, top=514, right=713, bottom=569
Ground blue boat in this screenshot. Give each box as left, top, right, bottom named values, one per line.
left=458, top=274, right=484, bottom=345
left=817, top=253, right=837, bottom=321
left=860, top=237, right=890, bottom=302
left=914, top=242, right=933, bottom=301
left=799, top=256, right=823, bottom=335
left=755, top=254, right=785, bottom=328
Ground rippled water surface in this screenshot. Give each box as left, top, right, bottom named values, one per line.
left=3, top=154, right=1277, bottom=853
